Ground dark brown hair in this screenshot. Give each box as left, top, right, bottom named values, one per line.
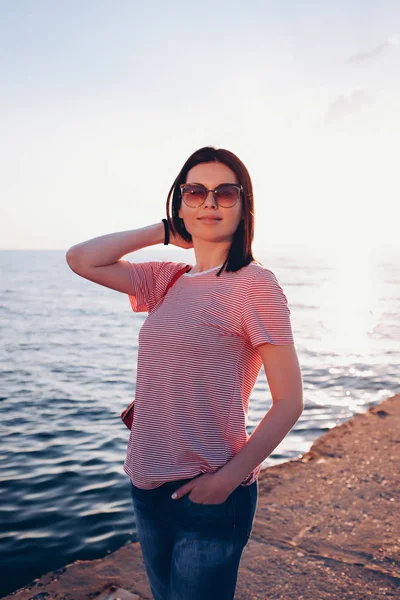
left=165, top=146, right=260, bottom=276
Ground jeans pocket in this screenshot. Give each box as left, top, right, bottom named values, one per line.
left=185, top=495, right=229, bottom=507
left=182, top=492, right=235, bottom=535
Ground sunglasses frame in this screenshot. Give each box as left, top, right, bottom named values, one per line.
left=179, top=183, right=243, bottom=207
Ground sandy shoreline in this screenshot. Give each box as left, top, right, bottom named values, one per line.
left=4, top=393, right=399, bottom=599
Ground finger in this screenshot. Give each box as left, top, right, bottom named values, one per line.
left=171, top=486, right=187, bottom=500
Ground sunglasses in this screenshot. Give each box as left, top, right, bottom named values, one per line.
left=179, top=183, right=243, bottom=208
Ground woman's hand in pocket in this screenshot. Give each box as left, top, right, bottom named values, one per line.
left=171, top=473, right=234, bottom=505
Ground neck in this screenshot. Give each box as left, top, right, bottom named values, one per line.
left=190, top=242, right=230, bottom=274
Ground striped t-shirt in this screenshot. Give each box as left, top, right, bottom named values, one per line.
left=123, top=259, right=294, bottom=489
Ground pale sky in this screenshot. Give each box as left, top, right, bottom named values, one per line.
left=1, top=0, right=399, bottom=258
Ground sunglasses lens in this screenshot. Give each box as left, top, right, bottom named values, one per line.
left=215, top=185, right=240, bottom=206
left=181, top=185, right=206, bottom=206
left=181, top=184, right=240, bottom=207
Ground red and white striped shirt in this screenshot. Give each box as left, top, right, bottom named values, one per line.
left=123, top=259, right=294, bottom=489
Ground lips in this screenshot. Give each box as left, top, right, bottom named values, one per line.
left=198, top=217, right=222, bottom=221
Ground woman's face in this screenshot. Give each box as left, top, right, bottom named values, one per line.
left=178, top=161, right=243, bottom=242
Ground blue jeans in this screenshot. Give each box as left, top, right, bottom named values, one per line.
left=129, top=475, right=258, bottom=600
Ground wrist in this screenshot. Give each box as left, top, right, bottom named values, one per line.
left=150, top=222, right=165, bottom=245
left=213, top=466, right=241, bottom=493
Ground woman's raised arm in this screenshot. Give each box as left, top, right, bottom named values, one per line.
left=65, top=223, right=164, bottom=294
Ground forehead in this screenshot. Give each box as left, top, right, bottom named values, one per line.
left=186, top=162, right=238, bottom=186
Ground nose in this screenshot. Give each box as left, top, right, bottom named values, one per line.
left=204, top=190, right=218, bottom=208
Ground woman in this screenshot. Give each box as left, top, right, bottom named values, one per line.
left=66, top=146, right=303, bottom=600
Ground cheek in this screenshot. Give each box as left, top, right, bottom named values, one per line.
left=179, top=209, right=190, bottom=224
left=179, top=206, right=191, bottom=220
left=179, top=212, right=194, bottom=232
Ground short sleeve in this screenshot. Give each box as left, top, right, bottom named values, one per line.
left=123, top=260, right=189, bottom=313
left=241, top=267, right=294, bottom=347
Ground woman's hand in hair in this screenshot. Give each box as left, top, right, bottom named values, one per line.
left=169, top=225, right=193, bottom=249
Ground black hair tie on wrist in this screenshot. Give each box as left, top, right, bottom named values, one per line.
left=162, top=218, right=169, bottom=245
